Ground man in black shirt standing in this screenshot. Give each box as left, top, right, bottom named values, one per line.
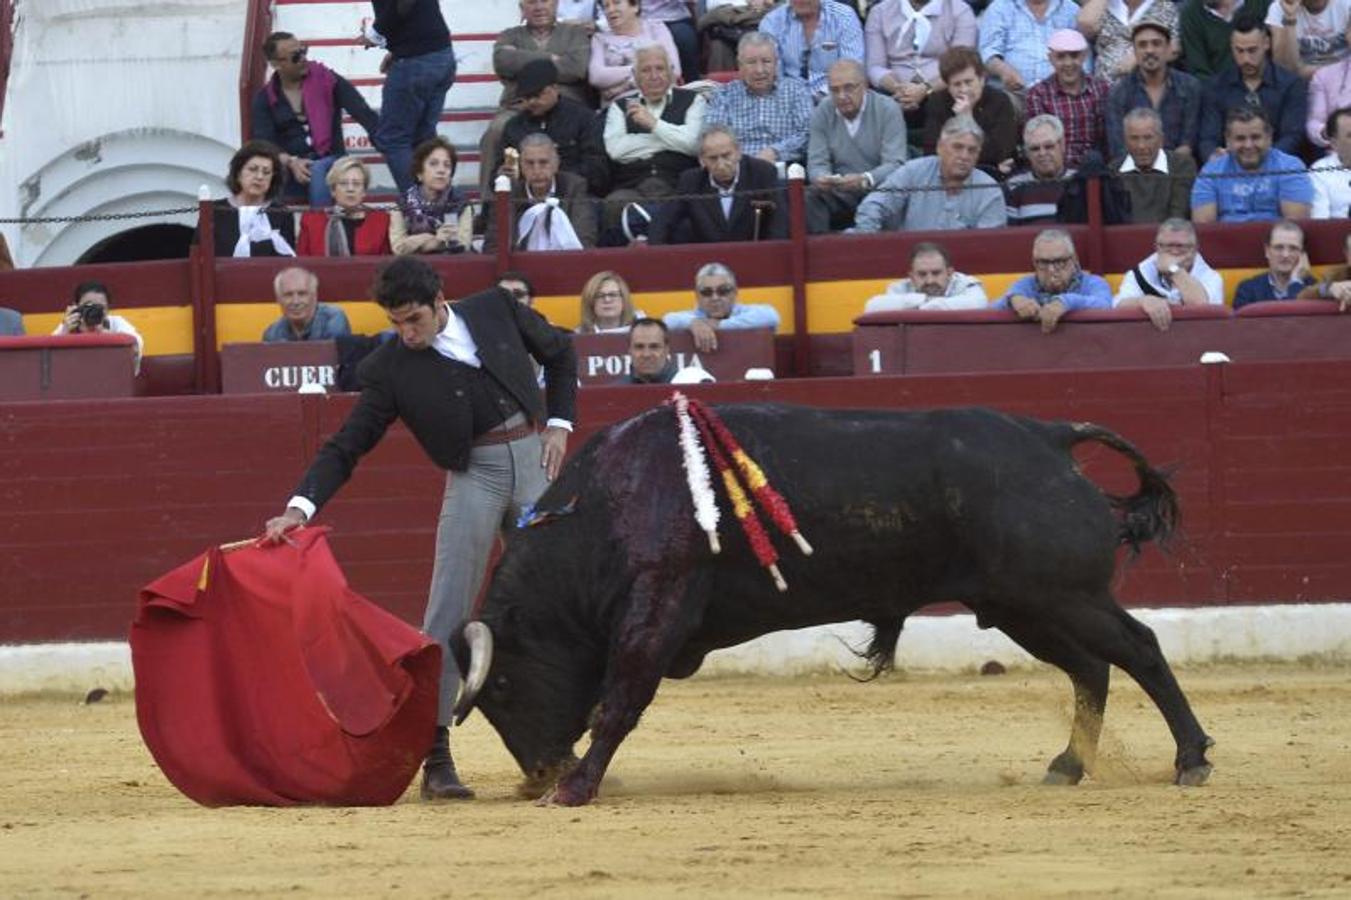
left=264, top=257, right=577, bottom=801
left=363, top=0, right=458, bottom=194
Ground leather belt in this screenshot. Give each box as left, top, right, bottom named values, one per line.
left=472, top=414, right=535, bottom=447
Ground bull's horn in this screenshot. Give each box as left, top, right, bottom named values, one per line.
left=451, top=621, right=494, bottom=726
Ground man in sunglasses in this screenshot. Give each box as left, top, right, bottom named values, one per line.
left=663, top=262, right=780, bottom=353
left=251, top=32, right=381, bottom=208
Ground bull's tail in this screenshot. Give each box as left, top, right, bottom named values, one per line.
left=1064, top=422, right=1180, bottom=555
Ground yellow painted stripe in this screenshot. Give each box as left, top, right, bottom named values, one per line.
left=19, top=306, right=196, bottom=356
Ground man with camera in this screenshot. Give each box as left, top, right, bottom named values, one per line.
left=53, top=281, right=144, bottom=373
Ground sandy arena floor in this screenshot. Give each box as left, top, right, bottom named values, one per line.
left=2, top=663, right=1349, bottom=898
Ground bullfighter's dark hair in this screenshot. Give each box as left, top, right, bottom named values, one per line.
left=909, top=241, right=951, bottom=267
left=262, top=31, right=296, bottom=61
left=630, top=316, right=668, bottom=337
left=72, top=280, right=111, bottom=306
left=225, top=140, right=284, bottom=200
left=371, top=257, right=442, bottom=310
left=410, top=136, right=458, bottom=185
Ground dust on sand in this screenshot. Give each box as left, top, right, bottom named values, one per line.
left=2, top=663, right=1349, bottom=898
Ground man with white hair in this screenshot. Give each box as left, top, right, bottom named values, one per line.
left=1003, top=115, right=1081, bottom=226
left=994, top=229, right=1112, bottom=334
left=852, top=115, right=1007, bottom=232
left=262, top=267, right=351, bottom=342
left=483, top=133, right=597, bottom=251
left=706, top=31, right=814, bottom=164
left=664, top=262, right=781, bottom=353
left=603, top=44, right=705, bottom=229
left=1114, top=218, right=1224, bottom=331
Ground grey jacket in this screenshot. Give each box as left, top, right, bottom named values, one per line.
left=807, top=91, right=908, bottom=186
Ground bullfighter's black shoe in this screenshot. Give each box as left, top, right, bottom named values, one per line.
left=420, top=726, right=474, bottom=801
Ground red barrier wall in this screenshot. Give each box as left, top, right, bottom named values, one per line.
left=4, top=358, right=1351, bottom=643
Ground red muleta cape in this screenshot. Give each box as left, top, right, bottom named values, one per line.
left=130, top=528, right=439, bottom=806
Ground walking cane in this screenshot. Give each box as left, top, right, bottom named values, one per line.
left=751, top=200, right=775, bottom=241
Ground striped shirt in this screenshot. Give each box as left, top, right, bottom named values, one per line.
left=706, top=78, right=815, bottom=162
left=757, top=0, right=866, bottom=97
left=979, top=0, right=1082, bottom=87
left=1023, top=75, right=1111, bottom=169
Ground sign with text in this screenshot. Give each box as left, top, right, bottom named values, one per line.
left=573, top=328, right=775, bottom=385
left=221, top=341, right=339, bottom=394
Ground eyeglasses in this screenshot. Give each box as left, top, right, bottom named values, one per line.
left=1033, top=256, right=1075, bottom=269
left=280, top=46, right=308, bottom=64
left=502, top=287, right=530, bottom=300
left=697, top=284, right=735, bottom=298
left=1155, top=241, right=1195, bottom=253
left=595, top=291, right=625, bottom=300
left=333, top=179, right=366, bottom=190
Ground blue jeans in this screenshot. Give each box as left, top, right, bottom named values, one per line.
left=282, top=155, right=337, bottom=208
left=377, top=45, right=457, bottom=195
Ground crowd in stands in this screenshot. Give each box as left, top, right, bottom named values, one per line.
left=174, top=0, right=1351, bottom=372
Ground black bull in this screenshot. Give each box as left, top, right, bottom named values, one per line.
left=452, top=403, right=1215, bottom=806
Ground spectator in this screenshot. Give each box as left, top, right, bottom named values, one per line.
left=603, top=45, right=705, bottom=230
left=361, top=0, right=457, bottom=196
left=497, top=59, right=610, bottom=197
left=1191, top=108, right=1314, bottom=222
left=862, top=241, right=989, bottom=310
left=1075, top=0, right=1180, bottom=81
left=705, top=32, right=815, bottom=163
left=577, top=270, right=641, bottom=332
left=1297, top=230, right=1351, bottom=307
left=1198, top=12, right=1306, bottom=161
left=642, top=0, right=701, bottom=81
left=1004, top=115, right=1084, bottom=225
left=296, top=158, right=393, bottom=256
left=700, top=0, right=780, bottom=73
left=921, top=48, right=1019, bottom=175
left=1179, top=0, right=1269, bottom=79
left=805, top=59, right=909, bottom=233
left=1307, top=23, right=1351, bottom=148
left=484, top=133, right=598, bottom=251
left=864, top=0, right=978, bottom=125
left=993, top=228, right=1112, bottom=333
left=53, top=281, right=144, bottom=373
left=390, top=137, right=474, bottom=255
left=1233, top=220, right=1316, bottom=308
left=619, top=317, right=680, bottom=383
left=497, top=271, right=536, bottom=307
left=1311, top=106, right=1351, bottom=217
left=854, top=115, right=1009, bottom=231
left=0, top=307, right=21, bottom=336
left=203, top=141, right=296, bottom=259
left=665, top=262, right=781, bottom=353
left=1023, top=29, right=1110, bottom=169
left=251, top=32, right=380, bottom=209
left=979, top=0, right=1082, bottom=94
left=1269, top=0, right=1351, bottom=78
left=262, top=267, right=353, bottom=343
left=480, top=0, right=593, bottom=198
left=1105, top=106, right=1197, bottom=223
left=1105, top=22, right=1201, bottom=159
left=590, top=0, right=682, bottom=105
left=1114, top=218, right=1225, bottom=331
left=757, top=0, right=866, bottom=99
left=651, top=125, right=788, bottom=243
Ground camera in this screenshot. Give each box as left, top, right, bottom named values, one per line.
left=77, top=302, right=106, bottom=329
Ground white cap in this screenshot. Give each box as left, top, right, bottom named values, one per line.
left=297, top=382, right=327, bottom=395
left=493, top=174, right=512, bottom=193
left=670, top=366, right=716, bottom=384
left=197, top=184, right=212, bottom=201
left=1199, top=351, right=1231, bottom=365
left=743, top=367, right=775, bottom=381
left=787, top=163, right=806, bottom=181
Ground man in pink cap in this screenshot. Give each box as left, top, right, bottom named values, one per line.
left=1023, top=28, right=1110, bottom=169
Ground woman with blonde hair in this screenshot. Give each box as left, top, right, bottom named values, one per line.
left=576, top=270, right=642, bottom=333
left=296, top=157, right=392, bottom=256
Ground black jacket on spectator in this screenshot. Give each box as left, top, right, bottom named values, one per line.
left=1198, top=62, right=1306, bottom=160
left=250, top=71, right=380, bottom=161
left=650, top=156, right=788, bottom=244
left=499, top=98, right=609, bottom=196
left=204, top=199, right=297, bottom=258
left=372, top=0, right=451, bottom=59
left=481, top=170, right=599, bottom=250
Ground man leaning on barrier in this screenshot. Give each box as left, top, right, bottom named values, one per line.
left=852, top=115, right=1007, bottom=233
left=664, top=262, right=780, bottom=354
left=1233, top=220, right=1315, bottom=310
left=863, top=242, right=989, bottom=312
left=993, top=229, right=1111, bottom=334
left=1114, top=218, right=1225, bottom=331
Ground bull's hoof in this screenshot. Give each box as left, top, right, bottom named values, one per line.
left=535, top=784, right=592, bottom=807
left=1175, top=763, right=1212, bottom=787
left=1042, top=770, right=1080, bottom=786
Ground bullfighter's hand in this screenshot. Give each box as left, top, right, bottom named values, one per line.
left=689, top=317, right=719, bottom=353
left=1009, top=294, right=1039, bottom=320
left=1038, top=299, right=1067, bottom=334
left=1141, top=295, right=1173, bottom=332
left=540, top=426, right=568, bottom=480
left=263, top=507, right=307, bottom=544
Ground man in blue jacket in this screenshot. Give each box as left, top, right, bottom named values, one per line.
left=994, top=229, right=1112, bottom=333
